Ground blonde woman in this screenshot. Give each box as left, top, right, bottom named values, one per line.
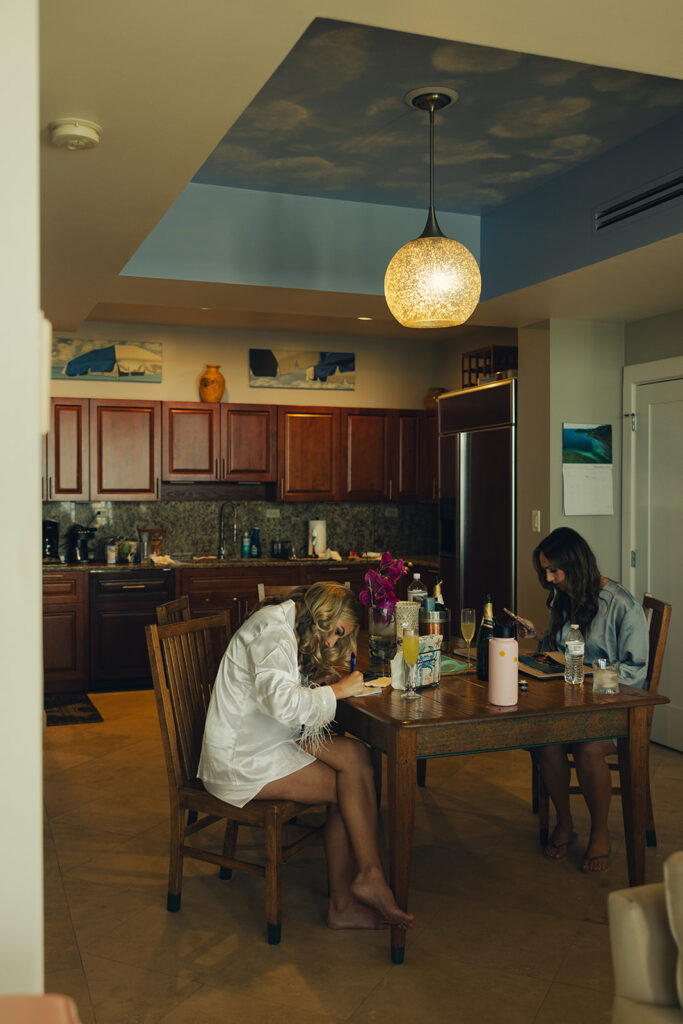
left=199, top=581, right=413, bottom=930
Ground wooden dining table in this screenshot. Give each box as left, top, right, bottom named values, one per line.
left=335, top=642, right=669, bottom=964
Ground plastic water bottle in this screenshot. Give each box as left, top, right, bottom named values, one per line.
left=564, top=624, right=585, bottom=684
left=250, top=527, right=262, bottom=558
left=407, top=573, right=428, bottom=606
left=241, top=531, right=251, bottom=558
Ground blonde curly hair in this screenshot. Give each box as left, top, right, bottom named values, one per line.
left=260, top=581, right=359, bottom=678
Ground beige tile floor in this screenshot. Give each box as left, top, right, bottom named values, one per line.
left=44, top=691, right=683, bottom=1024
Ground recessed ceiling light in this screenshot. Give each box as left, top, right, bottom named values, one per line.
left=357, top=316, right=373, bottom=321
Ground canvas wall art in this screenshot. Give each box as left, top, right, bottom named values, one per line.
left=249, top=349, right=355, bottom=390
left=51, top=338, right=162, bottom=382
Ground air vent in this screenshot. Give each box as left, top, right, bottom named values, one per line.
left=595, top=172, right=683, bottom=231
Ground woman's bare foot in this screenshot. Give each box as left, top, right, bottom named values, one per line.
left=351, top=869, right=414, bottom=928
left=581, top=832, right=611, bottom=872
left=327, top=897, right=390, bottom=930
left=544, top=822, right=576, bottom=860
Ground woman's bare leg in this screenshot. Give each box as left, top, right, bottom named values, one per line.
left=256, top=737, right=413, bottom=928
left=537, top=744, right=574, bottom=859
left=571, top=739, right=614, bottom=870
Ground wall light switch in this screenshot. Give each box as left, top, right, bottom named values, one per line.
left=265, top=507, right=281, bottom=519
left=531, top=510, right=541, bottom=533
left=384, top=507, right=399, bottom=518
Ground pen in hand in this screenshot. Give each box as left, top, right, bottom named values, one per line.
left=350, top=653, right=356, bottom=672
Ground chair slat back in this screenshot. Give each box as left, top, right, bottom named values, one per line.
left=146, top=612, right=230, bottom=787
left=156, top=594, right=192, bottom=625
left=642, top=594, right=672, bottom=695
left=256, top=583, right=298, bottom=603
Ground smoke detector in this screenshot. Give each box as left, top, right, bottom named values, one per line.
left=49, top=118, right=102, bottom=150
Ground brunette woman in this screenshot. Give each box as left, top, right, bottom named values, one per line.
left=199, top=581, right=413, bottom=929
left=518, top=528, right=648, bottom=872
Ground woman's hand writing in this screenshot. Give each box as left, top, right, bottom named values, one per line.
left=330, top=671, right=365, bottom=700
left=516, top=617, right=537, bottom=639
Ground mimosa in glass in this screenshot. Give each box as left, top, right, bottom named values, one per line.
left=401, top=627, right=420, bottom=701
left=461, top=608, right=476, bottom=664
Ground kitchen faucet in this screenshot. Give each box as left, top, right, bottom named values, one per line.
left=218, top=503, right=239, bottom=560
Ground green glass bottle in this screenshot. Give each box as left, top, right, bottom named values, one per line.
left=475, top=594, right=495, bottom=681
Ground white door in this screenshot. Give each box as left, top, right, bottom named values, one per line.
left=631, top=375, right=683, bottom=750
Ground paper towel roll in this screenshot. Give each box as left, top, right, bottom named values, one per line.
left=308, top=520, right=326, bottom=557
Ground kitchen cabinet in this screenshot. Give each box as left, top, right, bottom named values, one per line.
left=161, top=402, right=277, bottom=483
left=340, top=408, right=421, bottom=502
left=278, top=406, right=340, bottom=502
left=89, top=569, right=174, bottom=683
left=418, top=409, right=438, bottom=502
left=43, top=571, right=89, bottom=692
left=44, top=398, right=90, bottom=501
left=89, top=398, right=161, bottom=501
left=180, top=566, right=296, bottom=632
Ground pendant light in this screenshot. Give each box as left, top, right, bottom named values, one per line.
left=384, top=89, right=481, bottom=329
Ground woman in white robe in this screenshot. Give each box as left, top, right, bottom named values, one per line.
left=199, top=581, right=413, bottom=930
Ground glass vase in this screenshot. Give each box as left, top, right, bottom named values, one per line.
left=368, top=611, right=397, bottom=668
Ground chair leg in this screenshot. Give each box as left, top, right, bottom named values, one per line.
left=645, top=772, right=657, bottom=848
left=537, top=769, right=550, bottom=847
left=186, top=810, right=198, bottom=826
left=531, top=755, right=539, bottom=814
left=417, top=758, right=427, bottom=787
left=264, top=806, right=283, bottom=945
left=220, top=820, right=239, bottom=880
left=167, top=806, right=184, bottom=912
left=370, top=747, right=383, bottom=808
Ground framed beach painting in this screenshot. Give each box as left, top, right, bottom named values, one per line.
left=249, top=348, right=355, bottom=390
left=51, top=338, right=162, bottom=382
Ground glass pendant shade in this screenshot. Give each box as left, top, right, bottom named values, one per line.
left=384, top=234, right=481, bottom=329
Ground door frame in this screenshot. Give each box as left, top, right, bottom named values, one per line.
left=621, top=354, right=683, bottom=592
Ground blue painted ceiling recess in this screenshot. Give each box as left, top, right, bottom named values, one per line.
left=193, top=18, right=683, bottom=215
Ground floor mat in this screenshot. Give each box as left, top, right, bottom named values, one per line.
left=44, top=692, right=103, bottom=726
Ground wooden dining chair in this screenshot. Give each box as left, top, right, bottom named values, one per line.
left=256, top=583, right=299, bottom=603
left=145, top=612, right=325, bottom=945
left=532, top=593, right=672, bottom=847
left=156, top=594, right=191, bottom=625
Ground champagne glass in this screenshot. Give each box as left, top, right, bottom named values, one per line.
left=401, top=627, right=420, bottom=701
left=461, top=608, right=476, bottom=664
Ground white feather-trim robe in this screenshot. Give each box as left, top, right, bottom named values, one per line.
left=198, top=600, right=337, bottom=807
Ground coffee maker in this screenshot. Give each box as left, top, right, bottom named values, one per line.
left=67, top=524, right=97, bottom=563
left=42, top=520, right=60, bottom=562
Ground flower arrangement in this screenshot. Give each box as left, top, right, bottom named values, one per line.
left=358, top=552, right=407, bottom=624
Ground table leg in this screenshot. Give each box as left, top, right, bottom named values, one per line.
left=617, top=706, right=649, bottom=886
left=385, top=727, right=417, bottom=964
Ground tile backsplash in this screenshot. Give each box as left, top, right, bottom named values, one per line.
left=43, top=500, right=438, bottom=562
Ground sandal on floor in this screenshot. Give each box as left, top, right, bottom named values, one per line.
left=544, top=831, right=578, bottom=861
left=581, top=849, right=613, bottom=873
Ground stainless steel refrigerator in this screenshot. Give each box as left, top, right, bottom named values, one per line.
left=438, top=379, right=516, bottom=620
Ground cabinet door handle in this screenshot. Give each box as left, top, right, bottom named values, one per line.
left=48, top=476, right=53, bottom=500
left=222, top=458, right=225, bottom=479
left=215, top=458, right=218, bottom=478
left=433, top=478, right=437, bottom=500
left=389, top=479, right=393, bottom=500
left=42, top=476, right=46, bottom=501
left=280, top=479, right=284, bottom=500
left=155, top=477, right=160, bottom=498
left=122, top=584, right=145, bottom=589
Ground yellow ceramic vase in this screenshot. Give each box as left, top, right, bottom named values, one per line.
left=199, top=364, right=225, bottom=403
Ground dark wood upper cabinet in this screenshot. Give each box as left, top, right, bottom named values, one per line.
left=45, top=398, right=90, bottom=501
left=393, top=410, right=421, bottom=502
left=221, top=404, right=277, bottom=482
left=340, top=409, right=390, bottom=501
left=278, top=406, right=340, bottom=501
left=89, top=398, right=161, bottom=501
left=162, top=402, right=221, bottom=482
left=419, top=410, right=438, bottom=502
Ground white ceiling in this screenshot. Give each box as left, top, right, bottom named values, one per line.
left=40, top=0, right=683, bottom=336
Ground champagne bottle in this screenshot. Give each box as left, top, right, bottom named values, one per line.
left=476, top=594, right=495, bottom=681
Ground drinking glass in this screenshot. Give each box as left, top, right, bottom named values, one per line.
left=461, top=608, right=476, bottom=664
left=401, top=627, right=420, bottom=701
left=592, top=659, right=620, bottom=694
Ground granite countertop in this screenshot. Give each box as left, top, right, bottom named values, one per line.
left=43, top=554, right=439, bottom=573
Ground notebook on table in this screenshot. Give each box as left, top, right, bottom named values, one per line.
left=518, top=651, right=593, bottom=679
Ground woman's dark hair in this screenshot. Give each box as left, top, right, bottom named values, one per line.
left=259, top=581, right=359, bottom=679
left=532, top=527, right=602, bottom=642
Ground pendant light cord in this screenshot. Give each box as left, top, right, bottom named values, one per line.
left=420, top=99, right=444, bottom=239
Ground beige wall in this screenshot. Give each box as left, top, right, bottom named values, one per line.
left=0, top=0, right=44, bottom=994
left=516, top=325, right=551, bottom=630
left=436, top=326, right=518, bottom=394
left=50, top=323, right=442, bottom=409
left=625, top=309, right=683, bottom=365
left=549, top=320, right=625, bottom=580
